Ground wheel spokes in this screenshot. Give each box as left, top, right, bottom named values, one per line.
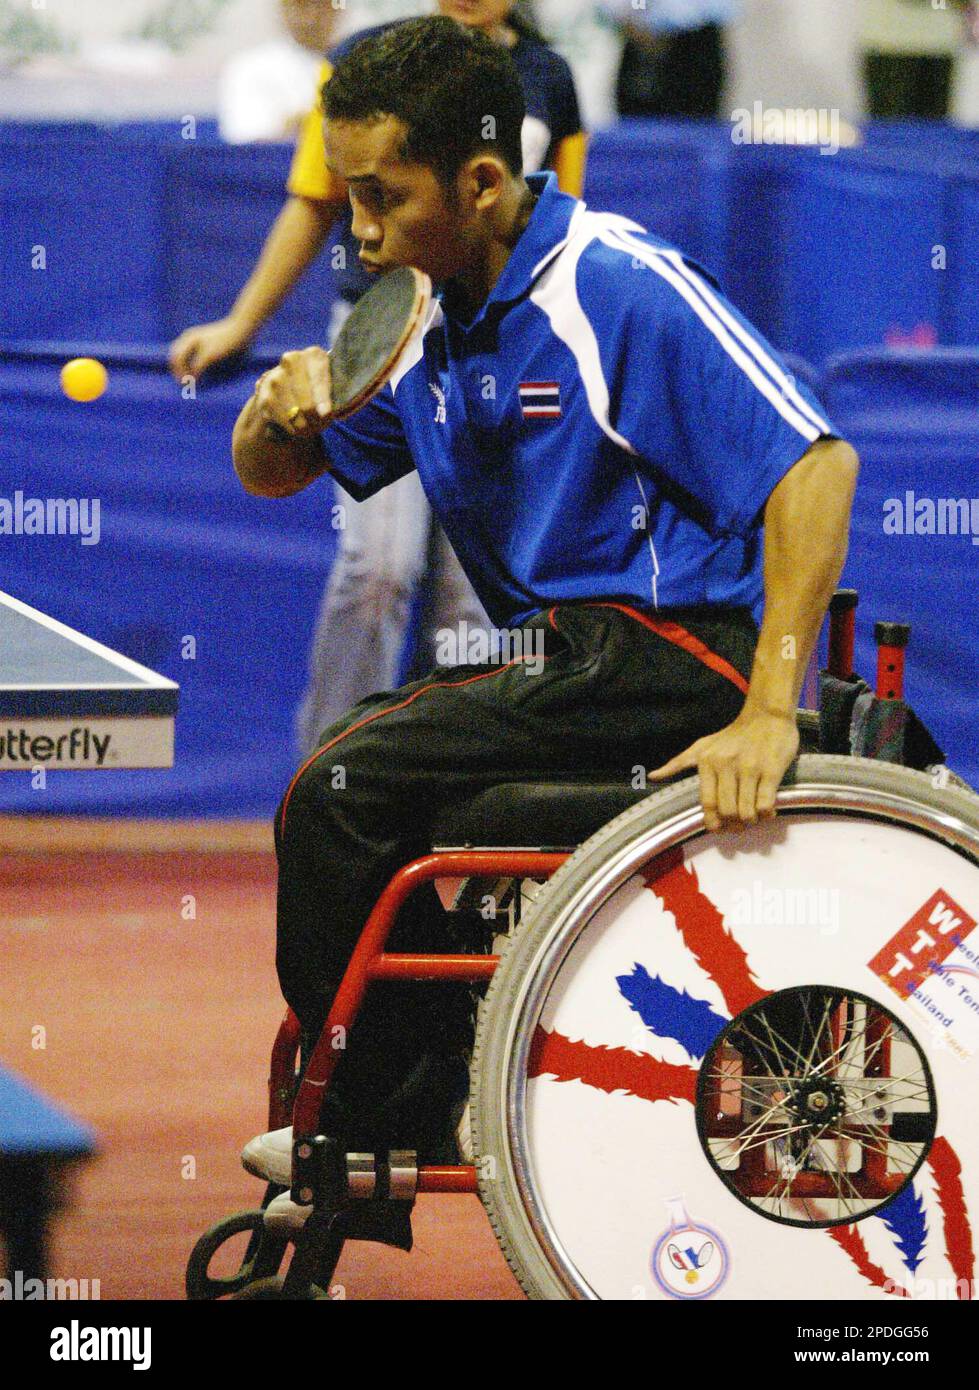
left=698, top=986, right=936, bottom=1227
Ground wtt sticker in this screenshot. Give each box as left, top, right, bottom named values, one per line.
left=869, top=889, right=979, bottom=1060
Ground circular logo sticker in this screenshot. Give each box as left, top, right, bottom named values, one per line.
left=651, top=1198, right=730, bottom=1300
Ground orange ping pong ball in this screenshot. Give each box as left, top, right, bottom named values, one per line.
left=61, top=357, right=108, bottom=403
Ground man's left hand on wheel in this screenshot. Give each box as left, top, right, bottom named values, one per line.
left=648, top=707, right=800, bottom=831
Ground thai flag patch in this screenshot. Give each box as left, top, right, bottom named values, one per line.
left=519, top=381, right=561, bottom=419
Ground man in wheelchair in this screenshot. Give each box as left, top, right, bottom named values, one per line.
left=231, top=17, right=859, bottom=1244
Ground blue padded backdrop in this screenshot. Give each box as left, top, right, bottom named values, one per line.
left=775, top=151, right=948, bottom=364
left=3, top=119, right=978, bottom=361
left=0, top=123, right=168, bottom=344
left=822, top=349, right=979, bottom=790
left=581, top=120, right=733, bottom=284
left=0, top=346, right=338, bottom=817
left=944, top=170, right=979, bottom=348
left=1, top=120, right=977, bottom=817
left=161, top=141, right=339, bottom=351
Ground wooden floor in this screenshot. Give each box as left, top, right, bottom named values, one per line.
left=0, top=821, right=521, bottom=1300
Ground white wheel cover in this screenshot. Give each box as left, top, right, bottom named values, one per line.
left=523, top=816, right=978, bottom=1300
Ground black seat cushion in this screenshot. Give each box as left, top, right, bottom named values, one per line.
left=430, top=711, right=822, bottom=850
left=430, top=780, right=656, bottom=850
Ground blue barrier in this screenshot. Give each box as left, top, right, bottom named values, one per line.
left=943, top=172, right=979, bottom=348
left=2, top=118, right=977, bottom=363
left=0, top=345, right=338, bottom=818
left=0, top=123, right=167, bottom=343
left=582, top=120, right=733, bottom=285
left=776, top=151, right=947, bottom=363
left=722, top=142, right=821, bottom=346
left=161, top=141, right=339, bottom=351
left=858, top=118, right=979, bottom=164
left=822, top=348, right=979, bottom=790
left=0, top=337, right=973, bottom=815
left=578, top=126, right=828, bottom=348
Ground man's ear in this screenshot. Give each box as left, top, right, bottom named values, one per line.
left=462, top=155, right=508, bottom=213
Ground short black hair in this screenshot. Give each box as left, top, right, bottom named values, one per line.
left=323, top=16, right=526, bottom=189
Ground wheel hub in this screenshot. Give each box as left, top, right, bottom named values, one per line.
left=786, top=1077, right=845, bottom=1127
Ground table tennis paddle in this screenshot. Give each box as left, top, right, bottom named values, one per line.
left=263, top=265, right=431, bottom=441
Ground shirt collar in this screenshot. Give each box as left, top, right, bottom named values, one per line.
left=438, top=171, right=581, bottom=327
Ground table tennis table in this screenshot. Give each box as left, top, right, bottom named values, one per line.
left=0, top=1067, right=97, bottom=1284
left=0, top=590, right=178, bottom=771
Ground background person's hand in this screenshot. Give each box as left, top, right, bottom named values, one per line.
left=254, top=347, right=332, bottom=440
left=168, top=317, right=254, bottom=381
left=647, top=707, right=800, bottom=831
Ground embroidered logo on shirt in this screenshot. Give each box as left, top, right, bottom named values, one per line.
left=429, top=382, right=447, bottom=424
left=519, top=382, right=561, bottom=420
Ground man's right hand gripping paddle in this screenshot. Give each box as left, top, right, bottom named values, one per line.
left=258, top=266, right=432, bottom=442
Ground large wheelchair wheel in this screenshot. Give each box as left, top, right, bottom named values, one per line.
left=472, top=755, right=979, bottom=1300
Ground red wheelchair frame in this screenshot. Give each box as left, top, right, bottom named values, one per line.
left=269, top=588, right=907, bottom=1196
left=267, top=848, right=568, bottom=1198
left=190, top=590, right=930, bottom=1297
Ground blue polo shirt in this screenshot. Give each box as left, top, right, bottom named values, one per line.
left=322, top=172, right=835, bottom=629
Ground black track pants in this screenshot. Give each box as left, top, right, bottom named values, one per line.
left=274, top=601, right=757, bottom=1141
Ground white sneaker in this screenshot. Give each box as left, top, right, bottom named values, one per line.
left=242, top=1125, right=293, bottom=1187
left=243, top=1107, right=475, bottom=1184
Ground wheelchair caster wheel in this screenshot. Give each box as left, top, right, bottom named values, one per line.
left=185, top=1210, right=289, bottom=1300
left=229, top=1276, right=333, bottom=1301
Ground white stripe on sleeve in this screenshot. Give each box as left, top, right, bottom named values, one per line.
left=602, top=230, right=825, bottom=444
left=653, top=244, right=831, bottom=436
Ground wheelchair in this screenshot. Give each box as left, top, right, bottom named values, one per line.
left=187, top=594, right=979, bottom=1300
